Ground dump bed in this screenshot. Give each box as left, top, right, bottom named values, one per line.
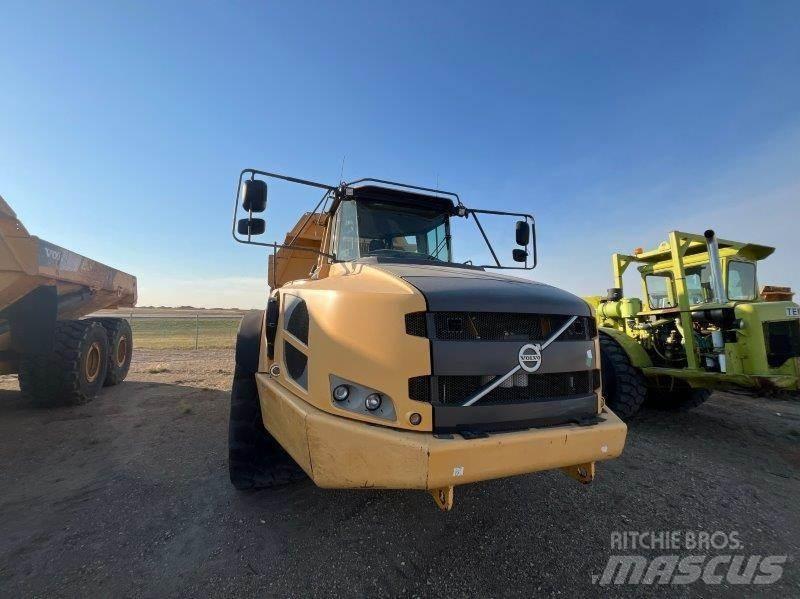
left=0, top=196, right=136, bottom=321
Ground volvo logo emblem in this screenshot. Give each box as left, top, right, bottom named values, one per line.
left=518, top=343, right=542, bottom=373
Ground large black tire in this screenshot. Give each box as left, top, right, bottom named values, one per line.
left=228, top=373, right=307, bottom=490
left=599, top=332, right=647, bottom=420
left=19, top=320, right=110, bottom=406
left=647, top=380, right=712, bottom=412
left=88, top=317, right=133, bottom=386
left=228, top=311, right=306, bottom=490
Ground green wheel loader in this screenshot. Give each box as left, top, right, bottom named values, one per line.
left=587, top=230, right=800, bottom=419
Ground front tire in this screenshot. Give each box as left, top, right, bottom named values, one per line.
left=228, top=311, right=306, bottom=490
left=19, top=320, right=110, bottom=406
left=228, top=371, right=307, bottom=490
left=599, top=332, right=647, bottom=420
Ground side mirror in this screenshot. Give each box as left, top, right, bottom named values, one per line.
left=512, top=249, right=528, bottom=263
left=238, top=217, right=266, bottom=236
left=515, top=221, right=530, bottom=246
left=242, top=179, right=267, bottom=213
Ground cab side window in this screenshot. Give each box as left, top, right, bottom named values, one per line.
left=646, top=274, right=676, bottom=309
left=728, top=261, right=757, bottom=300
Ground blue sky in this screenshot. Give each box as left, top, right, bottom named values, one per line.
left=1, top=1, right=799, bottom=308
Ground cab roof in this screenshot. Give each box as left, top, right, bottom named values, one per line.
left=628, top=231, right=775, bottom=264
left=328, top=184, right=456, bottom=216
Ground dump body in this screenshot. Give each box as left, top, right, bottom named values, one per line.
left=0, top=196, right=136, bottom=374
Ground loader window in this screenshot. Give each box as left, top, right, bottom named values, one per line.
left=727, top=260, right=757, bottom=301
left=684, top=263, right=714, bottom=304
left=645, top=274, right=676, bottom=309
left=334, top=199, right=451, bottom=262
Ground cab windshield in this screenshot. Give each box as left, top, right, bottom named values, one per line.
left=334, top=200, right=451, bottom=262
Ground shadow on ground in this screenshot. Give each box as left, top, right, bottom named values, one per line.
left=1, top=380, right=798, bottom=598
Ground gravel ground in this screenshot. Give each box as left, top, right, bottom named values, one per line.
left=0, top=349, right=798, bottom=598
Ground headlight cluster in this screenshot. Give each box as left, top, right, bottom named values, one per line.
left=329, top=376, right=395, bottom=421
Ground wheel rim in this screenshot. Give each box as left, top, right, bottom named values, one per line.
left=85, top=342, right=102, bottom=383
left=116, top=336, right=128, bottom=367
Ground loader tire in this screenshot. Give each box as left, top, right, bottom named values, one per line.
left=228, top=372, right=307, bottom=490
left=647, top=381, right=712, bottom=412
left=599, top=332, right=647, bottom=420
left=19, top=320, right=110, bottom=406
left=88, top=317, right=133, bottom=386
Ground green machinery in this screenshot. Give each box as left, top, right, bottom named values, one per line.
left=586, top=230, right=800, bottom=419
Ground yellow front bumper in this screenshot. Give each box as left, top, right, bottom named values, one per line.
left=256, top=374, right=627, bottom=490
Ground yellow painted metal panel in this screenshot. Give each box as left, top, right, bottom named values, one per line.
left=257, top=375, right=628, bottom=491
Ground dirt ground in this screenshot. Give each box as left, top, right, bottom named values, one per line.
left=1, top=349, right=798, bottom=598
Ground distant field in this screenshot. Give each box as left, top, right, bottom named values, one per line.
left=91, top=309, right=251, bottom=349
left=129, top=317, right=242, bottom=349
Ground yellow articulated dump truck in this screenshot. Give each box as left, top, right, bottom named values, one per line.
left=0, top=196, right=136, bottom=405
left=227, top=169, right=627, bottom=510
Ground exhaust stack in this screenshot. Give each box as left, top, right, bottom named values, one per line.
left=703, top=229, right=727, bottom=304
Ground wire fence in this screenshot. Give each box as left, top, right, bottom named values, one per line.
left=117, top=313, right=244, bottom=350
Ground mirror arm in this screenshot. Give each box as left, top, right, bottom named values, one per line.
left=465, top=208, right=537, bottom=270
left=468, top=210, right=501, bottom=267
left=232, top=169, right=337, bottom=260
left=242, top=168, right=336, bottom=192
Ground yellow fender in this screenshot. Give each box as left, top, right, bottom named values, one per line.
left=599, top=327, right=653, bottom=369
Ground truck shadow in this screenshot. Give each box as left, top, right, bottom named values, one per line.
left=2, top=382, right=799, bottom=597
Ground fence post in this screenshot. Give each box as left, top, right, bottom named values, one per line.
left=195, top=313, right=199, bottom=350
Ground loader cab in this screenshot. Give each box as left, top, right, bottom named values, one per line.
left=327, top=186, right=455, bottom=265
left=641, top=256, right=759, bottom=311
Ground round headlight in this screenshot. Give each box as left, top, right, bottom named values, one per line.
left=364, top=393, right=382, bottom=411
left=333, top=385, right=350, bottom=401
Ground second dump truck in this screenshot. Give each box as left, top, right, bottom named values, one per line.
left=227, top=169, right=626, bottom=509
left=0, top=196, right=136, bottom=405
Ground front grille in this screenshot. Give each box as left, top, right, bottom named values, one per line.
left=764, top=320, right=800, bottom=367
left=431, top=312, right=595, bottom=342
left=409, top=376, right=431, bottom=402
left=409, top=370, right=599, bottom=405
left=405, top=312, right=427, bottom=337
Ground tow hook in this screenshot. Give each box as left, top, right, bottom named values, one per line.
left=561, top=461, right=596, bottom=484
left=430, top=486, right=455, bottom=511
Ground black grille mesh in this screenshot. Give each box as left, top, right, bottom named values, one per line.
left=284, top=341, right=307, bottom=385
left=409, top=371, right=599, bottom=405
left=286, top=300, right=309, bottom=344
left=764, top=320, right=800, bottom=367
left=439, top=371, right=596, bottom=405
left=408, top=376, right=431, bottom=402
left=405, top=312, right=427, bottom=337
left=432, top=313, right=595, bottom=342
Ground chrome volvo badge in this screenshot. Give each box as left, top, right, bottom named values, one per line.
left=518, top=343, right=542, bottom=373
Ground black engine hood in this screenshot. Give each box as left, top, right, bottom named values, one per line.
left=370, top=262, right=590, bottom=316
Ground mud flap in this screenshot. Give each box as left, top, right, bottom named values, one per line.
left=1, top=285, right=58, bottom=354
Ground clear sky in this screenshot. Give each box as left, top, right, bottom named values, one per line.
left=2, top=1, right=799, bottom=308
